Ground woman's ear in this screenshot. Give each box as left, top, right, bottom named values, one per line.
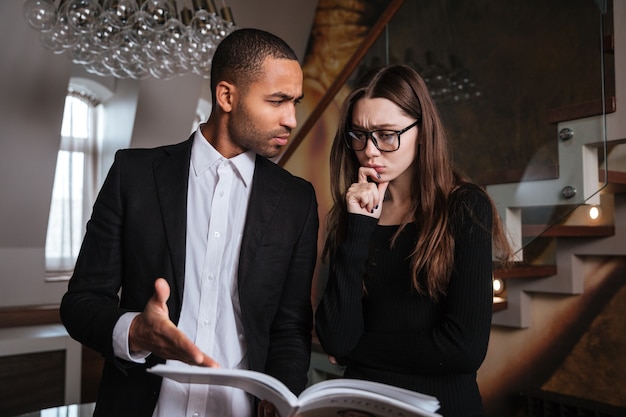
left=215, top=81, right=235, bottom=113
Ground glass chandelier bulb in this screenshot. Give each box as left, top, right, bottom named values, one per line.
left=91, top=10, right=124, bottom=51
left=40, top=2, right=78, bottom=51
left=101, top=49, right=128, bottom=78
left=122, top=61, right=149, bottom=80
left=71, top=35, right=98, bottom=65
left=422, top=51, right=451, bottom=103
left=158, top=18, right=186, bottom=55
left=23, top=0, right=57, bottom=32
left=113, top=33, right=142, bottom=64
left=149, top=59, right=176, bottom=80
left=39, top=30, right=67, bottom=54
left=181, top=31, right=200, bottom=62
left=189, top=9, right=214, bottom=43
left=210, top=19, right=230, bottom=42
left=125, top=10, right=156, bottom=46
left=189, top=36, right=215, bottom=78
left=102, top=0, right=139, bottom=28
left=192, top=58, right=212, bottom=79
left=66, top=0, right=103, bottom=34
left=448, top=54, right=479, bottom=102
left=84, top=60, right=111, bottom=77
left=141, top=0, right=175, bottom=32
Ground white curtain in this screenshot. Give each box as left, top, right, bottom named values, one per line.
left=45, top=92, right=99, bottom=273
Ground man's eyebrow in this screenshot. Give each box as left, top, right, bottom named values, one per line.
left=268, top=92, right=304, bottom=101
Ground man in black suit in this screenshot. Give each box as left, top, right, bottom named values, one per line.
left=60, top=28, right=318, bottom=417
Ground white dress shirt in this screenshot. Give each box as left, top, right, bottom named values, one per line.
left=113, top=128, right=256, bottom=417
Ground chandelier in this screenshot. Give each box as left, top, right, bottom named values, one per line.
left=23, top=0, right=236, bottom=79
left=357, top=50, right=481, bottom=105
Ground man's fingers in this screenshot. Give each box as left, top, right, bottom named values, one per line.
left=130, top=278, right=221, bottom=367
left=197, top=352, right=221, bottom=368
left=258, top=400, right=277, bottom=417
left=150, top=321, right=220, bottom=367
left=153, top=277, right=170, bottom=305
left=174, top=334, right=206, bottom=364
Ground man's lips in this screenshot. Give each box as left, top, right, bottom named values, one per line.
left=274, top=137, right=289, bottom=146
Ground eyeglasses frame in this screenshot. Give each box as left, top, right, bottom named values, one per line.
left=345, top=119, right=420, bottom=152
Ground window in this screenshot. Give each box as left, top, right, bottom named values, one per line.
left=45, top=91, right=100, bottom=273
left=193, top=97, right=212, bottom=132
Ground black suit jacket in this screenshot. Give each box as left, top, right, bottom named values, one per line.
left=60, top=138, right=319, bottom=417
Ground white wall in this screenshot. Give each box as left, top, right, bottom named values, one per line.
left=0, top=1, right=317, bottom=307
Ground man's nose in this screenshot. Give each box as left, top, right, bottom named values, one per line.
left=282, top=105, right=297, bottom=130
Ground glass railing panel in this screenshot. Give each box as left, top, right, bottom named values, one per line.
left=370, top=0, right=612, bottom=259
left=280, top=0, right=613, bottom=306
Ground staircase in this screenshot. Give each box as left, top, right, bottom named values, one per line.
left=484, top=0, right=626, bottom=327
left=486, top=105, right=626, bottom=327
left=485, top=80, right=626, bottom=326
left=490, top=185, right=626, bottom=328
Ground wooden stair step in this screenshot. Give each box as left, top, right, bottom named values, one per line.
left=491, top=264, right=557, bottom=313
left=522, top=224, right=614, bottom=238
left=493, top=297, right=507, bottom=312
left=547, top=96, right=615, bottom=124
left=494, top=264, right=557, bottom=279
left=599, top=169, right=626, bottom=185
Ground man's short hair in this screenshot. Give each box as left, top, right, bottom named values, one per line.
left=210, top=28, right=299, bottom=97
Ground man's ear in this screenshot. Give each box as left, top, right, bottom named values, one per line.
left=215, top=80, right=235, bottom=113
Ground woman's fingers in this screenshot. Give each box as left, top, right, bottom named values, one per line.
left=357, top=167, right=381, bottom=184
left=346, top=167, right=387, bottom=217
left=346, top=182, right=375, bottom=213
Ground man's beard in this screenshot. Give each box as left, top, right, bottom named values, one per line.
left=227, top=102, right=291, bottom=159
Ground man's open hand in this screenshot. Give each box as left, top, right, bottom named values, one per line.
left=129, top=278, right=219, bottom=367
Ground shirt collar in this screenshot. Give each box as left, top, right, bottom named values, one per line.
left=191, top=126, right=256, bottom=187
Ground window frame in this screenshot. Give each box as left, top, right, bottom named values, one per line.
left=45, top=90, right=100, bottom=276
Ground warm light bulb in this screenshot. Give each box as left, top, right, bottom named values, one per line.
left=589, top=206, right=600, bottom=220
left=493, top=278, right=504, bottom=295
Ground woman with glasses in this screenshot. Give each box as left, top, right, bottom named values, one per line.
left=315, top=65, right=512, bottom=417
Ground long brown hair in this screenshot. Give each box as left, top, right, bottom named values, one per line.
left=323, top=65, right=511, bottom=300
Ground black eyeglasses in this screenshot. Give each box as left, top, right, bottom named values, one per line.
left=345, top=120, right=420, bottom=152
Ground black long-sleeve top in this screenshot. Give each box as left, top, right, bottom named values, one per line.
left=315, top=184, right=494, bottom=417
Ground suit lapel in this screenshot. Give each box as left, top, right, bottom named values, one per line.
left=154, top=137, right=193, bottom=306
left=238, top=156, right=284, bottom=287
left=153, top=148, right=284, bottom=303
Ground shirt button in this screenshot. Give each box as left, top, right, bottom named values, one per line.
left=208, top=274, right=215, bottom=281
left=214, top=231, right=220, bottom=238
left=192, top=413, right=199, bottom=417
